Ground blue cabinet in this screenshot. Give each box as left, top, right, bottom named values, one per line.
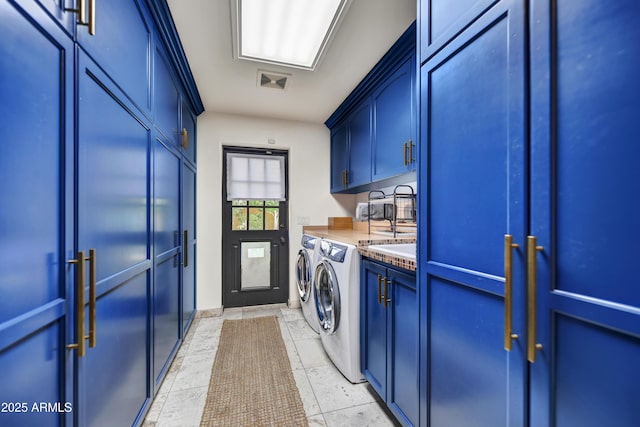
left=327, top=23, right=416, bottom=194
left=418, top=0, right=640, bottom=426
left=330, top=122, right=349, bottom=192
left=330, top=101, right=372, bottom=192
left=372, top=55, right=417, bottom=181
left=1, top=1, right=201, bottom=426
left=77, top=0, right=152, bottom=114
left=77, top=51, right=152, bottom=427
left=0, top=2, right=73, bottom=426
left=182, top=162, right=197, bottom=334
left=347, top=100, right=373, bottom=188
left=152, top=136, right=182, bottom=389
left=361, top=259, right=419, bottom=426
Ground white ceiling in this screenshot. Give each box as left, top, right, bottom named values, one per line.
left=166, top=0, right=416, bottom=124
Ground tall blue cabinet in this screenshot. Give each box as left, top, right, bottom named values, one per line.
left=418, top=0, right=640, bottom=426
left=0, top=1, right=203, bottom=426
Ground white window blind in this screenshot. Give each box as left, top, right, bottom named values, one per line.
left=226, top=152, right=286, bottom=201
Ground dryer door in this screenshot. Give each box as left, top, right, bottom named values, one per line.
left=314, top=260, right=341, bottom=334
left=296, top=249, right=312, bottom=301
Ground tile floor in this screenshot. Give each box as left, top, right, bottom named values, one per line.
left=143, top=303, right=400, bottom=427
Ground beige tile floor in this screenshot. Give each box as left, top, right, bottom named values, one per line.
left=142, top=303, right=400, bottom=427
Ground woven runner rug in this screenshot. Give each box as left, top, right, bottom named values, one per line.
left=200, top=315, right=308, bottom=427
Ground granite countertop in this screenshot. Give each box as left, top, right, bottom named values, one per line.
left=303, top=225, right=417, bottom=271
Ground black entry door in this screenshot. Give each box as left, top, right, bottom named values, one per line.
left=222, top=147, right=289, bottom=308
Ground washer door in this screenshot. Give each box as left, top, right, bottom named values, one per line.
left=314, top=260, right=340, bottom=334
left=296, top=249, right=312, bottom=301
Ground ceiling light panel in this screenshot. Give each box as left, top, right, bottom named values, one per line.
left=238, top=0, right=349, bottom=70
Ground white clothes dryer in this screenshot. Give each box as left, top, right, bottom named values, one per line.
left=313, top=238, right=365, bottom=383
left=296, top=234, right=321, bottom=333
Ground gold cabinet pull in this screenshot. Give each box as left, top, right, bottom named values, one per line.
left=181, top=128, right=188, bottom=149
left=66, top=0, right=96, bottom=35
left=527, top=236, right=544, bottom=362
left=67, top=251, right=87, bottom=357
left=377, top=274, right=383, bottom=304
left=66, top=0, right=87, bottom=25
left=383, top=277, right=391, bottom=308
left=87, top=249, right=97, bottom=349
left=183, top=230, right=189, bottom=268
left=504, top=235, right=519, bottom=351
left=88, top=0, right=96, bottom=35
left=408, top=139, right=414, bottom=164
left=403, top=142, right=408, bottom=166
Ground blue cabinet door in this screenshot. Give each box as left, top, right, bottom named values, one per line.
left=182, top=163, right=197, bottom=334
left=154, top=45, right=180, bottom=145
left=529, top=1, right=640, bottom=425
left=388, top=267, right=419, bottom=426
left=77, top=0, right=152, bottom=115
left=347, top=100, right=372, bottom=188
left=153, top=137, right=181, bottom=388
left=76, top=51, right=152, bottom=427
left=361, top=259, right=419, bottom=426
left=330, top=122, right=349, bottom=192
left=361, top=259, right=388, bottom=398
left=419, top=1, right=527, bottom=426
left=181, top=100, right=197, bottom=164
left=0, top=3, right=73, bottom=425
left=372, top=57, right=416, bottom=181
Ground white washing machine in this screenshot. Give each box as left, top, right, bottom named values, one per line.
left=313, top=238, right=365, bottom=383
left=296, top=234, right=321, bottom=333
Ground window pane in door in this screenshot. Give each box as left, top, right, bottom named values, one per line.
left=232, top=208, right=247, bottom=230
left=241, top=241, right=271, bottom=289
left=249, top=207, right=264, bottom=230
left=265, top=208, right=279, bottom=230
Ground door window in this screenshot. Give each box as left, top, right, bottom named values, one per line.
left=232, top=200, right=280, bottom=231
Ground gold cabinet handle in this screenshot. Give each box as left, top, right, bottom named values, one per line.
left=67, top=251, right=87, bottom=357
left=377, top=274, right=383, bottom=304
left=504, top=235, right=519, bottom=351
left=383, top=277, right=391, bottom=308
left=408, top=139, right=414, bottom=164
left=183, top=230, right=189, bottom=268
left=88, top=0, right=96, bottom=35
left=66, top=0, right=87, bottom=24
left=66, top=0, right=96, bottom=35
left=181, top=128, right=188, bottom=149
left=403, top=142, right=408, bottom=166
left=527, top=236, right=544, bottom=362
left=87, top=249, right=97, bottom=349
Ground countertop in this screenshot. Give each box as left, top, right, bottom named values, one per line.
left=303, top=225, right=416, bottom=271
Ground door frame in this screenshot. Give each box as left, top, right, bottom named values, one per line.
left=221, top=146, right=289, bottom=308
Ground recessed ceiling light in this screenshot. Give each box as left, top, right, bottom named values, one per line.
left=231, top=0, right=351, bottom=70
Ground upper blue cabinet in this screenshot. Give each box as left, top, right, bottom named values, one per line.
left=326, top=22, right=416, bottom=194
left=77, top=0, right=153, bottom=115
left=372, top=55, right=416, bottom=181
left=329, top=94, right=373, bottom=193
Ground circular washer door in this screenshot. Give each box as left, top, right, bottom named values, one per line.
left=314, top=260, right=341, bottom=334
left=296, top=249, right=312, bottom=302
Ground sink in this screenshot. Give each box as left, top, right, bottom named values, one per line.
left=367, top=243, right=416, bottom=260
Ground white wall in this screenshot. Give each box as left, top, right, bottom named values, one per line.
left=196, top=112, right=356, bottom=311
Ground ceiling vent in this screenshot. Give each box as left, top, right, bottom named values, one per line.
left=257, top=70, right=290, bottom=90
